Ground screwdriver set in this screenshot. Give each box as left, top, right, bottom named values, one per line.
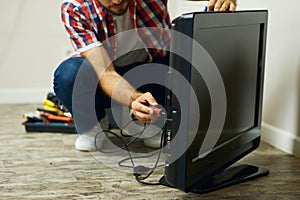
left=22, top=92, right=76, bottom=133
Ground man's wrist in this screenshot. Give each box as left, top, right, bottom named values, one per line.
left=129, top=91, right=143, bottom=108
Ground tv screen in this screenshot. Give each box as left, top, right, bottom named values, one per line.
left=160, top=10, right=269, bottom=193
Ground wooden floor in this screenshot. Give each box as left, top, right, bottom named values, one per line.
left=0, top=104, right=300, bottom=199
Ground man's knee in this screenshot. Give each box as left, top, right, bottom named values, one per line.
left=53, top=57, right=84, bottom=92
left=53, top=57, right=87, bottom=111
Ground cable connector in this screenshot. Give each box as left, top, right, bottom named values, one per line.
left=133, top=165, right=151, bottom=176
left=150, top=106, right=166, bottom=115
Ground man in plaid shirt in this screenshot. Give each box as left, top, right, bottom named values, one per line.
left=53, top=0, right=237, bottom=151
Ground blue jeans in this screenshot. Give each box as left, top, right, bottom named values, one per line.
left=53, top=56, right=169, bottom=133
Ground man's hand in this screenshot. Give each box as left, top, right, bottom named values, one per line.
left=130, top=92, right=160, bottom=123
left=207, top=0, right=237, bottom=12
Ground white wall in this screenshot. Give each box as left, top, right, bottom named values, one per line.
left=168, top=0, right=208, bottom=20
left=237, top=0, right=300, bottom=157
left=0, top=0, right=72, bottom=103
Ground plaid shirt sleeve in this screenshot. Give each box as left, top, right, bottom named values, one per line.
left=61, top=2, right=101, bottom=53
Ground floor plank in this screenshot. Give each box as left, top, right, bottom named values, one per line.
left=0, top=104, right=299, bottom=199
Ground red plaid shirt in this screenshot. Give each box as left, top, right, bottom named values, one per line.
left=61, top=0, right=171, bottom=60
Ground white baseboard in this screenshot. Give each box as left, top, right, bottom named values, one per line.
left=262, top=122, right=300, bottom=157
left=0, top=88, right=51, bottom=104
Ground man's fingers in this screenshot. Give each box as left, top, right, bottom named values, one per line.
left=220, top=1, right=230, bottom=11
left=207, top=0, right=217, bottom=11
left=207, top=0, right=236, bottom=12
left=131, top=92, right=159, bottom=123
left=132, top=108, right=160, bottom=124
left=143, top=92, right=158, bottom=106
left=131, top=94, right=151, bottom=123
left=229, top=3, right=236, bottom=12
left=132, top=110, right=151, bottom=123
left=213, top=0, right=225, bottom=11
left=132, top=100, right=150, bottom=114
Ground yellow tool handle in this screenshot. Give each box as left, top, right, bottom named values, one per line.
left=43, top=98, right=57, bottom=108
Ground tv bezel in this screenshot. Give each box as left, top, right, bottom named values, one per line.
left=160, top=10, right=269, bottom=193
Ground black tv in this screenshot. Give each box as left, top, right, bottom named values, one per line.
left=160, top=10, right=269, bottom=193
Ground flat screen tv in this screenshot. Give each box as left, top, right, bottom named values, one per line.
left=160, top=10, right=269, bottom=193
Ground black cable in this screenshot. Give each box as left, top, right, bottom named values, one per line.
left=118, top=152, right=164, bottom=169
left=94, top=119, right=146, bottom=153
left=94, top=118, right=165, bottom=186
left=133, top=130, right=165, bottom=185
left=94, top=129, right=137, bottom=172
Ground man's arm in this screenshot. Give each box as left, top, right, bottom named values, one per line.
left=207, top=0, right=237, bottom=12
left=81, top=46, right=157, bottom=123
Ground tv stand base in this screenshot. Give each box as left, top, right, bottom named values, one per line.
left=159, top=164, right=269, bottom=194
